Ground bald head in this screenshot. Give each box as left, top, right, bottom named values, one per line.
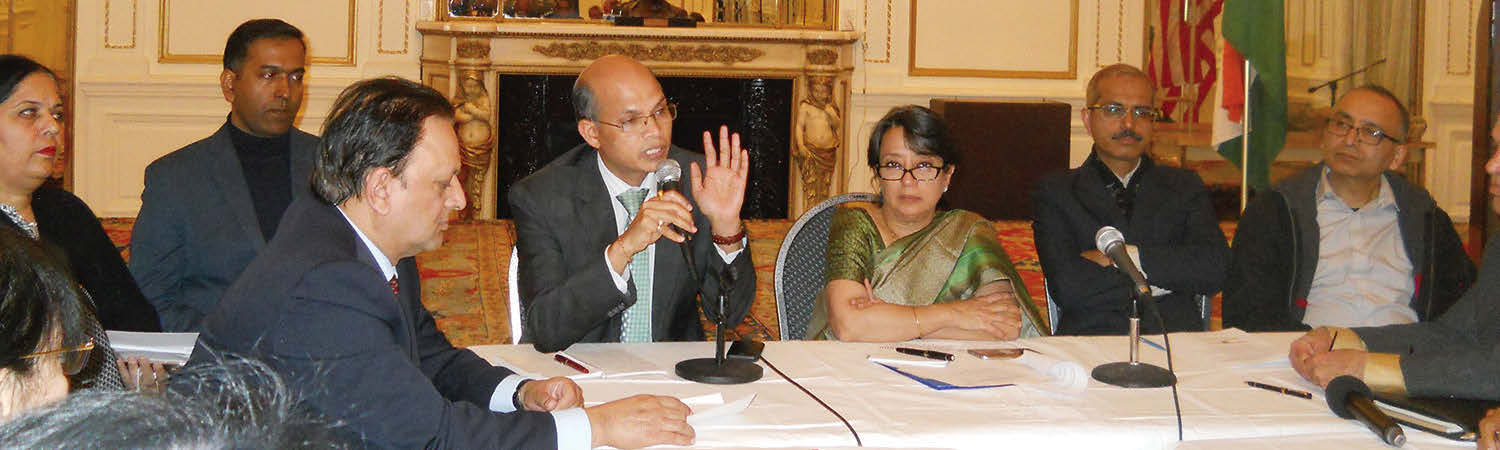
left=572, top=54, right=674, bottom=186
left=572, top=55, right=659, bottom=121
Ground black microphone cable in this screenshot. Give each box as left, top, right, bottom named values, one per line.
left=1139, top=292, right=1183, bottom=441
left=742, top=314, right=862, bottom=447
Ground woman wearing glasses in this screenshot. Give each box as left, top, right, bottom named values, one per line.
left=805, top=105, right=1045, bottom=341
left=0, top=228, right=98, bottom=419
left=0, top=55, right=161, bottom=390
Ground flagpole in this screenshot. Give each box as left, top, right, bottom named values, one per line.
left=1240, top=59, right=1251, bottom=213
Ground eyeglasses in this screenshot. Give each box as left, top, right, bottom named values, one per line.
left=22, top=339, right=95, bottom=376
left=877, top=161, right=946, bottom=181
left=1086, top=103, right=1162, bottom=121
left=1326, top=119, right=1401, bottom=146
left=595, top=103, right=677, bottom=134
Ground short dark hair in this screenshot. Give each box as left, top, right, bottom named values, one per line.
left=0, top=358, right=358, bottom=448
left=866, top=105, right=960, bottom=168
left=0, top=55, right=57, bottom=104
left=223, top=19, right=306, bottom=72
left=0, top=228, right=90, bottom=377
left=312, top=77, right=455, bottom=205
left=1344, top=84, right=1411, bottom=141
left=571, top=76, right=597, bottom=121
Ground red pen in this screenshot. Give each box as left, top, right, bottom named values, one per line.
left=554, top=354, right=590, bottom=374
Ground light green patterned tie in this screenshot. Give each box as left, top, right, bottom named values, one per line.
left=617, top=188, right=653, bottom=342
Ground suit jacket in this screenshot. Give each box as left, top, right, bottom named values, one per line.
left=4, top=186, right=162, bottom=331
left=1225, top=164, right=1476, bottom=331
left=1032, top=152, right=1229, bottom=335
left=508, top=144, right=757, bottom=353
left=130, top=123, right=318, bottom=332
left=1354, top=237, right=1500, bottom=400
left=191, top=196, right=556, bottom=449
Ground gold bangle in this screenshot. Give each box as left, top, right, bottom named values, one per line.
left=911, top=306, right=923, bottom=336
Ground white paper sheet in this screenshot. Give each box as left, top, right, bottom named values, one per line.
left=686, top=393, right=756, bottom=426
left=105, top=331, right=197, bottom=365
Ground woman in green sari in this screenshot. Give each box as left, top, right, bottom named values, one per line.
left=807, top=105, right=1046, bottom=341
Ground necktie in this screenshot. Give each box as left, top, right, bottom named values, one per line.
left=616, top=188, right=653, bottom=343
left=388, top=276, right=400, bottom=296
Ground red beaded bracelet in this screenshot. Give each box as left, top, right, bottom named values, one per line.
left=711, top=225, right=746, bottom=245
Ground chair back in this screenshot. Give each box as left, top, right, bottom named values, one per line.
left=507, top=248, right=523, bottom=344
left=774, top=192, right=880, bottom=340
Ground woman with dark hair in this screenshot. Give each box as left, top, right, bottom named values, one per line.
left=0, top=55, right=160, bottom=333
left=0, top=55, right=159, bottom=391
left=0, top=227, right=96, bottom=418
left=806, top=105, right=1045, bottom=341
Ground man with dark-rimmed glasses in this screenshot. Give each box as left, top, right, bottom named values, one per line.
left=1032, top=63, right=1230, bottom=335
left=508, top=55, right=756, bottom=364
left=1225, top=85, right=1473, bottom=332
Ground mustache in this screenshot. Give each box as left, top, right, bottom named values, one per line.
left=1112, top=129, right=1143, bottom=141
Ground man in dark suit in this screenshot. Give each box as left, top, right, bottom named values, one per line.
left=130, top=19, right=319, bottom=331
left=192, top=77, right=695, bottom=449
left=509, top=55, right=756, bottom=352
left=1032, top=64, right=1229, bottom=335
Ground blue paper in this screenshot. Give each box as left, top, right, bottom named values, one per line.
left=874, top=362, right=1015, bottom=391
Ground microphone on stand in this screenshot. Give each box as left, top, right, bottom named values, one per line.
left=1089, top=226, right=1176, bottom=389
left=656, top=160, right=761, bottom=385
left=1326, top=376, right=1406, bottom=447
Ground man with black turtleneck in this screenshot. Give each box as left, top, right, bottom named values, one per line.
left=130, top=19, right=319, bottom=332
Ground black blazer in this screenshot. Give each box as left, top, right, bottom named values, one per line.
left=508, top=144, right=757, bottom=353
left=130, top=124, right=318, bottom=332
left=0, top=186, right=161, bottom=331
left=1031, top=154, right=1229, bottom=335
left=192, top=196, right=556, bottom=449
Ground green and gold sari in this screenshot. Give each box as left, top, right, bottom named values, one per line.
left=805, top=205, right=1046, bottom=340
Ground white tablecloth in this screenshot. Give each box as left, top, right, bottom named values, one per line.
left=468, top=330, right=1472, bottom=449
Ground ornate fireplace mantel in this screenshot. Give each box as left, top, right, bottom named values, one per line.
left=417, top=21, right=859, bottom=219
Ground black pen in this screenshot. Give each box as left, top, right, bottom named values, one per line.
left=1329, top=330, right=1339, bottom=352
left=895, top=347, right=954, bottom=361
left=1246, top=381, right=1313, bottom=399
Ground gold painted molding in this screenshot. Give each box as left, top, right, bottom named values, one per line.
left=807, top=48, right=838, bottom=65
left=457, top=39, right=491, bottom=59
left=531, top=41, right=765, bottom=65
left=157, top=0, right=357, bottom=65
left=907, top=0, right=1078, bottom=79
left=105, top=0, right=138, bottom=49
left=378, top=0, right=411, bottom=55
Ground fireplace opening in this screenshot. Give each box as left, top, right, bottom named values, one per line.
left=492, top=74, right=791, bottom=219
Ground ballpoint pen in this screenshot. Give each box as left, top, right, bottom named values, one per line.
left=554, top=353, right=590, bottom=374
left=1246, top=381, right=1313, bottom=399
left=895, top=347, right=955, bottom=361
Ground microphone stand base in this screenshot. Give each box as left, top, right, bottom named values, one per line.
left=1092, top=361, right=1176, bottom=388
left=675, top=358, right=763, bottom=385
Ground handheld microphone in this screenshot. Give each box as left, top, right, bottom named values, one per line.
left=1094, top=226, right=1150, bottom=297
left=655, top=159, right=683, bottom=195
left=654, top=159, right=700, bottom=283
left=1326, top=376, right=1406, bottom=447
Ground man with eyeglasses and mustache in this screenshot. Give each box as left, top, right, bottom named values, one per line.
left=1225, top=85, right=1474, bottom=333
left=131, top=19, right=319, bottom=332
left=1032, top=64, right=1229, bottom=335
left=509, top=55, right=756, bottom=354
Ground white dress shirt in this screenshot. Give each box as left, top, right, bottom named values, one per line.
left=1301, top=170, right=1417, bottom=328
left=339, top=208, right=591, bottom=449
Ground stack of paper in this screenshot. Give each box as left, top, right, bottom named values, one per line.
left=105, top=331, right=197, bottom=365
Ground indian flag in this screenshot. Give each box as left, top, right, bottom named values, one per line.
left=1213, top=0, right=1286, bottom=192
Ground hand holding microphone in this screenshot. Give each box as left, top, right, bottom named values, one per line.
left=606, top=160, right=698, bottom=272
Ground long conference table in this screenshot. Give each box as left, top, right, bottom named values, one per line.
left=469, top=330, right=1474, bottom=449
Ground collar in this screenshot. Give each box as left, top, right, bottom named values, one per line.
left=596, top=151, right=659, bottom=199
left=336, top=207, right=397, bottom=281
left=1086, top=148, right=1147, bottom=188
left=223, top=118, right=291, bottom=149
left=1317, top=166, right=1399, bottom=212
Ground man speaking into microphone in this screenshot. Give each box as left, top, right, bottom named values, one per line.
left=510, top=55, right=756, bottom=352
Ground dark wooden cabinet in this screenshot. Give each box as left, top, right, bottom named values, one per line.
left=929, top=99, right=1072, bottom=220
